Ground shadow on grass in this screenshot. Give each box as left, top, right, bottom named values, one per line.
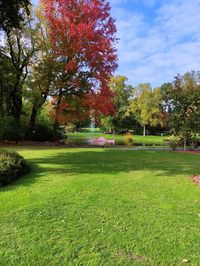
left=0, top=161, right=44, bottom=192
left=1, top=149, right=199, bottom=192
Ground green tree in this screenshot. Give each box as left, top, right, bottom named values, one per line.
left=25, top=8, right=57, bottom=136
left=128, top=83, right=163, bottom=136
left=160, top=82, right=173, bottom=113
left=169, top=72, right=200, bottom=150
left=0, top=52, right=15, bottom=116
left=2, top=12, right=38, bottom=123
left=101, top=75, right=135, bottom=133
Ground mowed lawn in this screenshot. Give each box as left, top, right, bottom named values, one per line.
left=66, top=132, right=165, bottom=146
left=0, top=148, right=200, bottom=265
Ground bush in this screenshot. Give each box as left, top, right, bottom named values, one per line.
left=164, top=135, right=181, bottom=150
left=189, top=133, right=200, bottom=149
left=0, top=116, right=23, bottom=141
left=0, top=150, right=29, bottom=186
left=29, top=123, right=65, bottom=142
left=30, top=123, right=55, bottom=141
left=124, top=132, right=134, bottom=146
left=64, top=123, right=77, bottom=133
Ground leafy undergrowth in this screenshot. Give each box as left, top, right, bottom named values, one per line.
left=0, top=148, right=200, bottom=265
left=0, top=149, right=29, bottom=186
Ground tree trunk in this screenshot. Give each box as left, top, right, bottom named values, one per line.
left=143, top=125, right=146, bottom=136
left=0, top=81, right=3, bottom=116
left=26, top=93, right=48, bottom=138
left=26, top=101, right=39, bottom=139
left=53, top=89, right=62, bottom=136
left=183, top=136, right=187, bottom=151
left=28, top=102, right=38, bottom=132
left=11, top=75, right=22, bottom=123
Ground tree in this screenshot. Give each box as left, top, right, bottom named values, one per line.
left=0, top=52, right=15, bottom=116
left=128, top=83, right=163, bottom=136
left=41, top=0, right=118, bottom=132
left=0, top=0, right=31, bottom=32
left=168, top=72, right=200, bottom=150
left=2, top=13, right=38, bottom=123
left=101, top=75, right=135, bottom=133
left=25, top=7, right=57, bottom=136
left=160, top=82, right=173, bottom=113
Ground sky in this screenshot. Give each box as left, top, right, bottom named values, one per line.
left=32, top=0, right=200, bottom=87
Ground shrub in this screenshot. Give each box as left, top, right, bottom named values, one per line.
left=164, top=135, right=181, bottom=150
left=189, top=133, right=200, bottom=149
left=124, top=132, right=134, bottom=146
left=0, top=150, right=29, bottom=186
left=64, top=123, right=77, bottom=133
left=30, top=123, right=55, bottom=141
left=0, top=116, right=23, bottom=141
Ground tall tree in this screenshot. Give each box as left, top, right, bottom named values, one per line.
left=169, top=72, right=200, bottom=150
left=0, top=52, right=15, bottom=116
left=25, top=7, right=57, bottom=136
left=160, top=82, right=173, bottom=113
left=128, top=83, right=163, bottom=136
left=41, top=0, right=118, bottom=131
left=101, top=75, right=135, bottom=132
left=2, top=13, right=38, bottom=123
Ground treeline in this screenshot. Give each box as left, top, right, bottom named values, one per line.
left=101, top=73, right=200, bottom=149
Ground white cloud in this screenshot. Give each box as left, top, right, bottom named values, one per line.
left=156, top=0, right=200, bottom=39
left=111, top=0, right=200, bottom=87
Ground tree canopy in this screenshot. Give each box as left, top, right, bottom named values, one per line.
left=0, top=0, right=31, bottom=32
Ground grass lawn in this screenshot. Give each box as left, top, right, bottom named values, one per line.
left=66, top=131, right=166, bottom=146
left=0, top=148, right=200, bottom=265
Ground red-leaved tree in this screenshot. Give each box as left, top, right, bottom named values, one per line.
left=41, top=0, right=118, bottom=130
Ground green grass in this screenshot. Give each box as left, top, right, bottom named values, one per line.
left=66, top=131, right=165, bottom=146
left=0, top=147, right=200, bottom=265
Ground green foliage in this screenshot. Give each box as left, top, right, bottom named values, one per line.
left=128, top=84, right=164, bottom=135
left=124, top=132, right=134, bottom=146
left=102, top=75, right=136, bottom=132
left=0, top=149, right=29, bottom=186
left=36, top=103, right=54, bottom=129
left=64, top=123, right=77, bottom=133
left=27, top=104, right=56, bottom=141
left=1, top=12, right=38, bottom=124
left=169, top=72, right=200, bottom=137
left=164, top=133, right=200, bottom=150
left=0, top=116, right=23, bottom=141
left=101, top=115, right=114, bottom=133
left=0, top=54, right=15, bottom=116
left=190, top=133, right=200, bottom=148
left=164, top=135, right=181, bottom=150
left=30, top=123, right=54, bottom=141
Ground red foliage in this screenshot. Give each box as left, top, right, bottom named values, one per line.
left=85, top=86, right=115, bottom=116
left=49, top=86, right=115, bottom=125
left=49, top=96, right=91, bottom=124
left=41, top=0, right=118, bottom=123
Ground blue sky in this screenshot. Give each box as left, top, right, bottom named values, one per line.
left=32, top=0, right=200, bottom=87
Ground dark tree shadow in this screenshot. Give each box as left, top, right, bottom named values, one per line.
left=1, top=149, right=199, bottom=192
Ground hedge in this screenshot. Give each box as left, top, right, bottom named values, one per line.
left=0, top=149, right=29, bottom=186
